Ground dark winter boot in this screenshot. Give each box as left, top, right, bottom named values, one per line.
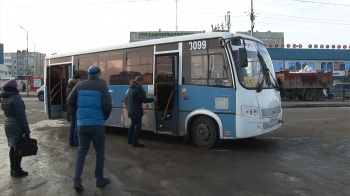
left=13, top=155, right=28, bottom=177
left=13, top=168, right=28, bottom=177
left=10, top=166, right=14, bottom=176
left=9, top=147, right=15, bottom=176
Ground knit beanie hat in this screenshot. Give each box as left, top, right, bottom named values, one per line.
left=3, top=79, right=18, bottom=89
left=87, top=65, right=101, bottom=76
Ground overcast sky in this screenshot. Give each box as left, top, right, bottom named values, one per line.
left=1, top=0, right=349, bottom=55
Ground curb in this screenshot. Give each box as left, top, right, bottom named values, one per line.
left=19, top=91, right=37, bottom=97
left=282, top=101, right=350, bottom=108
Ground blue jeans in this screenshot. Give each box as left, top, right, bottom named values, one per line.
left=73, top=125, right=106, bottom=185
left=69, top=115, right=79, bottom=146
left=128, top=118, right=142, bottom=145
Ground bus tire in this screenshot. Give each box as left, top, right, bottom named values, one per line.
left=191, top=116, right=218, bottom=148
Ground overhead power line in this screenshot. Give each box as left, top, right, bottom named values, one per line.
left=256, top=1, right=350, bottom=15
left=259, top=12, right=350, bottom=25
left=258, top=21, right=350, bottom=32
left=290, top=0, right=350, bottom=7
left=11, top=0, right=160, bottom=8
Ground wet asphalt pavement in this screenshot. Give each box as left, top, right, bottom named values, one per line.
left=0, top=92, right=349, bottom=196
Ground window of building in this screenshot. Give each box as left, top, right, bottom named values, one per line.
left=336, top=62, right=346, bottom=71
left=344, top=62, right=350, bottom=71
left=288, top=61, right=315, bottom=71
left=321, top=62, right=333, bottom=72
left=288, top=61, right=301, bottom=71
left=272, top=61, right=283, bottom=70
left=302, top=61, right=315, bottom=69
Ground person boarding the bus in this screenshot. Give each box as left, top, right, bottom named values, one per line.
left=67, top=66, right=112, bottom=192
left=66, top=74, right=81, bottom=147
left=127, top=76, right=157, bottom=147
left=0, top=79, right=31, bottom=177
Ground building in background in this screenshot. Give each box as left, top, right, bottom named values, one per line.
left=0, top=43, right=3, bottom=65
left=268, top=48, right=350, bottom=84
left=0, top=43, right=8, bottom=79
left=236, top=31, right=350, bottom=85
left=3, top=50, right=45, bottom=77
left=0, top=64, right=9, bottom=78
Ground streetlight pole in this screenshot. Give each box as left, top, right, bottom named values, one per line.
left=19, top=26, right=29, bottom=96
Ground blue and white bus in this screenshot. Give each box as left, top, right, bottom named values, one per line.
left=44, top=32, right=282, bottom=148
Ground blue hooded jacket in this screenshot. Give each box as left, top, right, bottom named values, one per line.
left=67, top=76, right=112, bottom=126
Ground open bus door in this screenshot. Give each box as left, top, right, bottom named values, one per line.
left=154, top=54, right=179, bottom=135
left=47, top=64, right=70, bottom=119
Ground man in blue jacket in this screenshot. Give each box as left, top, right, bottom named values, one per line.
left=67, top=65, right=112, bottom=192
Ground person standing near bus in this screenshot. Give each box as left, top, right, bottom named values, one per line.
left=67, top=66, right=112, bottom=192
left=0, top=79, right=31, bottom=177
left=127, top=76, right=157, bottom=147
left=66, top=74, right=81, bottom=147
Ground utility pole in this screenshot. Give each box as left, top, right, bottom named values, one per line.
left=225, top=11, right=231, bottom=32
left=33, top=43, right=37, bottom=76
left=250, top=0, right=255, bottom=37
left=175, top=0, right=178, bottom=31
left=19, top=26, right=29, bottom=96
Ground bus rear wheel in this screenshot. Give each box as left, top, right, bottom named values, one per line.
left=191, top=116, right=218, bottom=148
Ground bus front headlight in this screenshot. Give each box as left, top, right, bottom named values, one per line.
left=242, top=106, right=260, bottom=118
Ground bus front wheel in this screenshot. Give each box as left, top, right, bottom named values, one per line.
left=191, top=116, right=218, bottom=148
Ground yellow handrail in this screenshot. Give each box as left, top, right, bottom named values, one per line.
left=161, top=91, right=173, bottom=120
left=50, top=82, right=62, bottom=102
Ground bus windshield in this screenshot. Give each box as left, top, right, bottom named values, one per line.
left=234, top=40, right=278, bottom=90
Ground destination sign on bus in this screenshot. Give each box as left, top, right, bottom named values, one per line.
left=130, top=31, right=203, bottom=42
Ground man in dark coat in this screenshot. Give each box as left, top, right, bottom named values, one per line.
left=127, top=76, right=157, bottom=147
left=66, top=74, right=81, bottom=147
left=0, top=79, right=31, bottom=177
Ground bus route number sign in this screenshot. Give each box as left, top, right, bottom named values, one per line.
left=189, top=40, right=206, bottom=51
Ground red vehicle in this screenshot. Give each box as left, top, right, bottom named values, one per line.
left=276, top=70, right=333, bottom=101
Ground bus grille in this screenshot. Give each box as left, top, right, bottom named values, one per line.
left=261, top=106, right=281, bottom=118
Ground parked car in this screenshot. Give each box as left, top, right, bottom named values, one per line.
left=36, top=85, right=44, bottom=101
left=327, top=83, right=350, bottom=99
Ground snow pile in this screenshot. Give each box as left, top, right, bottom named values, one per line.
left=298, top=65, right=316, bottom=73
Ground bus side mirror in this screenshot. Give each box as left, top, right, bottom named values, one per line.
left=238, top=48, right=248, bottom=67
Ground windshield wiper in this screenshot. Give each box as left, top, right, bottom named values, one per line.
left=256, top=77, right=264, bottom=93
left=256, top=52, right=279, bottom=92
